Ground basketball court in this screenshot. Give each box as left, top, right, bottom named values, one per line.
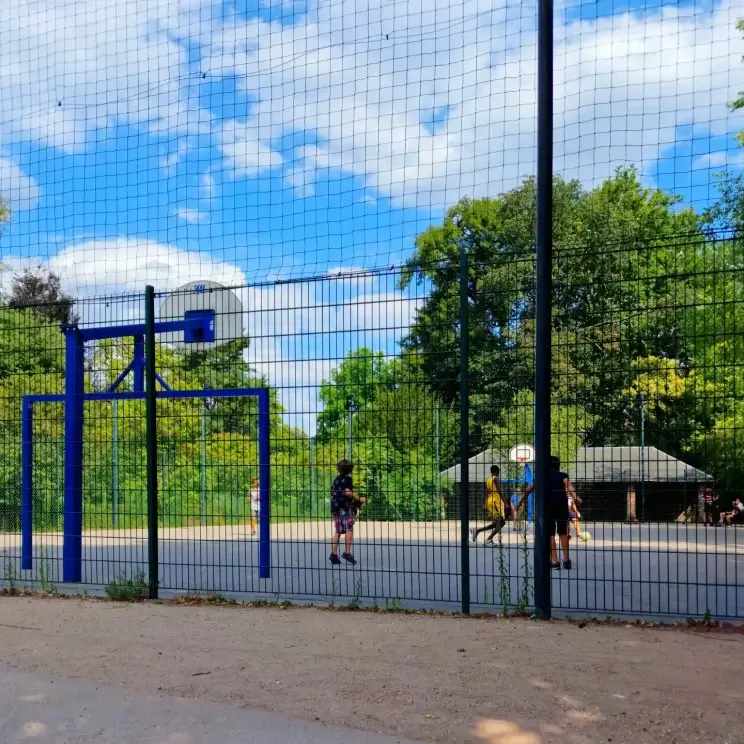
left=4, top=519, right=743, bottom=619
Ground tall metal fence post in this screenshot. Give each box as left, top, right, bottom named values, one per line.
left=200, top=403, right=207, bottom=526
left=459, top=246, right=471, bottom=615
left=144, top=285, right=159, bottom=599
left=310, top=438, right=316, bottom=518
left=112, top=399, right=119, bottom=528
left=533, top=0, right=554, bottom=620
left=639, top=392, right=645, bottom=523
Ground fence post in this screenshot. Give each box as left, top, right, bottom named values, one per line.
left=144, top=285, right=159, bottom=599
left=459, top=245, right=471, bottom=615
left=533, top=0, right=554, bottom=620
left=112, top=399, right=119, bottom=528
left=200, top=403, right=207, bottom=526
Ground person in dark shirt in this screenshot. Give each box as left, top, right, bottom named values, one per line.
left=703, top=487, right=720, bottom=526
left=329, top=459, right=366, bottom=565
left=516, top=455, right=574, bottom=569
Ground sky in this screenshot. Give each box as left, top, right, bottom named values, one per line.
left=1, top=0, right=744, bottom=432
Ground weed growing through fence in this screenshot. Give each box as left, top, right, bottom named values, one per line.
left=2, top=552, right=17, bottom=595
left=514, top=524, right=532, bottom=615
left=348, top=573, right=363, bottom=609
left=105, top=570, right=149, bottom=601
left=497, top=530, right=510, bottom=613
left=38, top=548, right=52, bottom=594
left=328, top=577, right=339, bottom=609
left=384, top=597, right=403, bottom=612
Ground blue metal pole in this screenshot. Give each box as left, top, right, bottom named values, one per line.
left=21, top=399, right=33, bottom=570
left=257, top=389, right=271, bottom=579
left=524, top=463, right=534, bottom=522
left=63, top=328, right=84, bottom=583
left=133, top=335, right=145, bottom=394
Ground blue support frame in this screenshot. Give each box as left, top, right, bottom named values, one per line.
left=21, top=387, right=271, bottom=582
left=63, top=327, right=85, bottom=582
left=21, top=399, right=33, bottom=570
left=22, top=307, right=270, bottom=584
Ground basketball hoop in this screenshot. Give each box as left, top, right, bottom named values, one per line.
left=159, top=280, right=243, bottom=351
left=509, top=443, right=535, bottom=464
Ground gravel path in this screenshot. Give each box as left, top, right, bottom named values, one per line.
left=0, top=597, right=742, bottom=743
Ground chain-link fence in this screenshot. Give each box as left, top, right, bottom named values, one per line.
left=1, top=0, right=744, bottom=619
left=0, top=231, right=741, bottom=619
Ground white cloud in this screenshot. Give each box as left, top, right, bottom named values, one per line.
left=199, top=0, right=744, bottom=207
left=159, top=141, right=191, bottom=175
left=35, top=239, right=417, bottom=433
left=3, top=0, right=744, bottom=214
left=49, top=238, right=243, bottom=297
left=175, top=207, right=211, bottom=223
left=218, top=120, right=284, bottom=176
left=200, top=171, right=216, bottom=201
left=0, top=157, right=40, bottom=211
left=0, top=0, right=211, bottom=152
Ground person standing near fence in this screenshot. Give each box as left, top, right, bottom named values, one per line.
left=329, top=459, right=366, bottom=565
left=703, top=487, right=720, bottom=526
left=248, top=478, right=260, bottom=536
left=517, top=456, right=573, bottom=569
left=470, top=465, right=511, bottom=545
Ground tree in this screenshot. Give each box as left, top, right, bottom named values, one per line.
left=400, top=167, right=700, bottom=450
left=316, top=348, right=397, bottom=440
left=488, top=389, right=596, bottom=474
left=7, top=268, right=77, bottom=325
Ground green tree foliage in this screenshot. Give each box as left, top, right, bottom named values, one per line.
left=314, top=349, right=458, bottom=520
left=2, top=163, right=744, bottom=528
left=316, top=348, right=397, bottom=440
left=400, top=167, right=702, bottom=453
left=489, top=390, right=596, bottom=472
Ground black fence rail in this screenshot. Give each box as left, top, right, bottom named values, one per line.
left=0, top=230, right=741, bottom=620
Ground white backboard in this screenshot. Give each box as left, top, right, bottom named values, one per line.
left=159, top=280, right=244, bottom=351
left=509, top=443, right=535, bottom=464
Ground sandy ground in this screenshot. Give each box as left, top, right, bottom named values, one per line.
left=0, top=597, right=742, bottom=744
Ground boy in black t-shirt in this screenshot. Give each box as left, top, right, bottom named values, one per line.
left=329, top=459, right=366, bottom=565
left=516, top=455, right=574, bottom=569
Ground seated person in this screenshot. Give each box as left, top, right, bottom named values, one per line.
left=721, top=499, right=744, bottom=525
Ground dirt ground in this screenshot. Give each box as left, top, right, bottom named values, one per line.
left=0, top=597, right=742, bottom=744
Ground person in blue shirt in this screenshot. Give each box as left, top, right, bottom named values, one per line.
left=329, top=459, right=366, bottom=565
left=516, top=455, right=574, bottom=569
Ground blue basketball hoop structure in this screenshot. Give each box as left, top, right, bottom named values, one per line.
left=20, top=306, right=271, bottom=583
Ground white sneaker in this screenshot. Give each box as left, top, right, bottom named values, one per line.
left=469, top=527, right=477, bottom=543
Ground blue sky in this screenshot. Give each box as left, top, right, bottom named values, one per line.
left=1, top=0, right=743, bottom=430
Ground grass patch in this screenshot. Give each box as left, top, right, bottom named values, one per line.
left=172, top=593, right=238, bottom=606
left=2, top=552, right=18, bottom=595
left=105, top=570, right=149, bottom=602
